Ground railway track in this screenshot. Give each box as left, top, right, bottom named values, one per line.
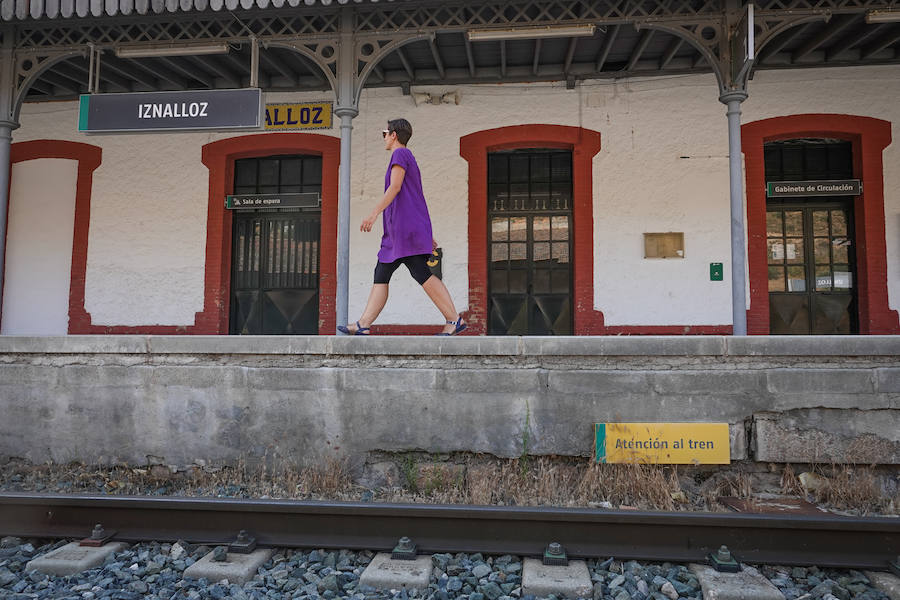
left=1, top=493, right=898, bottom=570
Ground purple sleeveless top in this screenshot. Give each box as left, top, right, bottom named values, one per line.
left=377, top=147, right=433, bottom=263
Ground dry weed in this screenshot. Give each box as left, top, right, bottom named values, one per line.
left=2, top=454, right=897, bottom=515
left=779, top=464, right=805, bottom=496
left=813, top=465, right=887, bottom=514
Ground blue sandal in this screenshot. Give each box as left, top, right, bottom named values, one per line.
left=337, top=321, right=370, bottom=335
left=436, top=317, right=467, bottom=336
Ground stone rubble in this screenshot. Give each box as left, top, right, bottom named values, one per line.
left=0, top=535, right=891, bottom=600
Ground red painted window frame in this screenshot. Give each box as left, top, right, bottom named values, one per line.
left=459, top=125, right=603, bottom=335
left=742, top=114, right=899, bottom=335
left=200, top=133, right=340, bottom=335
left=6, top=140, right=102, bottom=334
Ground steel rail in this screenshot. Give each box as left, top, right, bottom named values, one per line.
left=0, top=493, right=897, bottom=569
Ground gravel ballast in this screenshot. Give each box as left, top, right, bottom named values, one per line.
left=0, top=536, right=892, bottom=600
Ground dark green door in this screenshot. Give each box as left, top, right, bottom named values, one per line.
left=229, top=155, right=322, bottom=335
left=488, top=150, right=573, bottom=335
left=766, top=203, right=857, bottom=334
left=764, top=140, right=857, bottom=334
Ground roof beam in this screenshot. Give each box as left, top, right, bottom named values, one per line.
left=396, top=46, right=415, bottom=80
left=595, top=25, right=620, bottom=71
left=861, top=26, right=900, bottom=59
left=101, top=55, right=159, bottom=88
left=626, top=30, right=654, bottom=71
left=158, top=57, right=214, bottom=88
left=64, top=58, right=133, bottom=91
left=133, top=57, right=188, bottom=88
left=49, top=64, right=92, bottom=88
left=659, top=37, right=682, bottom=70
left=563, top=37, right=578, bottom=75
left=826, top=23, right=886, bottom=61
left=259, top=51, right=297, bottom=85
left=37, top=71, right=80, bottom=95
left=464, top=34, right=476, bottom=78
left=220, top=53, right=269, bottom=87
left=429, top=38, right=445, bottom=79
left=186, top=55, right=241, bottom=86
left=532, top=39, right=542, bottom=75
left=282, top=52, right=326, bottom=84
left=222, top=52, right=249, bottom=77
left=28, top=81, right=54, bottom=95
left=758, top=23, right=811, bottom=63
left=792, top=14, right=861, bottom=62
left=500, top=40, right=507, bottom=77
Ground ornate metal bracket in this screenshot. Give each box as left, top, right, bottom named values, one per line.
left=637, top=5, right=830, bottom=96
left=352, top=33, right=434, bottom=106
left=267, top=28, right=430, bottom=109
left=265, top=37, right=339, bottom=94
left=635, top=19, right=728, bottom=92
left=0, top=46, right=84, bottom=123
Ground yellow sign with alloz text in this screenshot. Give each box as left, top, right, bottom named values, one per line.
left=264, top=102, right=332, bottom=130
left=594, top=423, right=730, bottom=464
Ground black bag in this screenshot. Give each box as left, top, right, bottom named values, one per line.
left=427, top=247, right=443, bottom=280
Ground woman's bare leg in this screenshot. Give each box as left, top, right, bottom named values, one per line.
left=344, top=284, right=389, bottom=333
left=422, top=275, right=463, bottom=334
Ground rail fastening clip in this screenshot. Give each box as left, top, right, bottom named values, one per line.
left=79, top=523, right=116, bottom=547
left=229, top=530, right=257, bottom=554
left=392, top=537, right=417, bottom=560
left=543, top=542, right=568, bottom=566
left=708, top=545, right=740, bottom=573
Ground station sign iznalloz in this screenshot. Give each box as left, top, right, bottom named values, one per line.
left=78, top=88, right=262, bottom=133
left=264, top=102, right=333, bottom=130
left=594, top=423, right=730, bottom=464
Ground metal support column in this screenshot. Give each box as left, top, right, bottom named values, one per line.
left=0, top=121, right=13, bottom=322
left=720, top=90, right=748, bottom=336
left=334, top=8, right=358, bottom=331
left=0, top=26, right=20, bottom=328
left=334, top=105, right=357, bottom=330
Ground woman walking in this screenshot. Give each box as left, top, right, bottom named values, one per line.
left=338, top=118, right=467, bottom=336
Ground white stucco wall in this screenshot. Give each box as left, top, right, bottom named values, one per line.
left=1, top=159, right=78, bottom=334
left=9, top=63, right=900, bottom=329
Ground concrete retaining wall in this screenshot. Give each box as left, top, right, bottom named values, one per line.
left=1, top=336, right=898, bottom=466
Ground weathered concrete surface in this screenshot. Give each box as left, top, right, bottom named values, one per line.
left=183, top=548, right=273, bottom=585
left=753, top=410, right=900, bottom=463
left=25, top=542, right=129, bottom=576
left=521, top=558, right=592, bottom=599
left=359, top=554, right=432, bottom=591
left=0, top=335, right=898, bottom=465
left=689, top=564, right=785, bottom=600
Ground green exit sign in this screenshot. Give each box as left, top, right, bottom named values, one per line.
left=710, top=263, right=723, bottom=281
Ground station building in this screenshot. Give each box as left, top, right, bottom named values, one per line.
left=1, top=0, right=899, bottom=338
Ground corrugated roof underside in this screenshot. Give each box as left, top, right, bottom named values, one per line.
left=0, top=0, right=400, bottom=21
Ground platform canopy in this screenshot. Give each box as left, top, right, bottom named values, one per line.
left=3, top=0, right=899, bottom=102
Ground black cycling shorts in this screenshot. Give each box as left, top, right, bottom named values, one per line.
left=373, top=254, right=433, bottom=286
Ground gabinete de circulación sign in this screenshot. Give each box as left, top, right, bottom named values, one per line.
left=78, top=88, right=262, bottom=133
left=766, top=179, right=861, bottom=198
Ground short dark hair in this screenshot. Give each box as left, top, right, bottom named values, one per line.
left=387, top=118, right=412, bottom=145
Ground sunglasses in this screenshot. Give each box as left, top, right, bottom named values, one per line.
left=382, top=129, right=393, bottom=138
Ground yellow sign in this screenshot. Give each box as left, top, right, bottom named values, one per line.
left=264, top=102, right=332, bottom=130
left=594, top=423, right=730, bottom=464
